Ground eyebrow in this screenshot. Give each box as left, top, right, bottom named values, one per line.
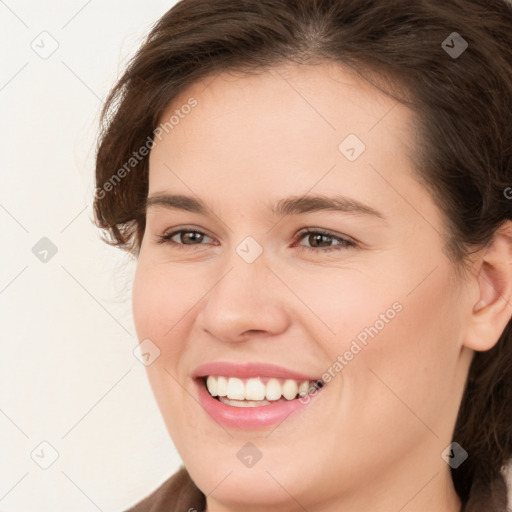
left=145, top=193, right=385, bottom=220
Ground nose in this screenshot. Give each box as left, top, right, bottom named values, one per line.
left=196, top=255, right=291, bottom=343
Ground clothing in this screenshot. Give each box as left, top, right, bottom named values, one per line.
left=124, top=466, right=205, bottom=512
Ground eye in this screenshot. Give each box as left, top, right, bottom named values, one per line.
left=156, top=227, right=356, bottom=253
left=157, top=227, right=215, bottom=248
left=293, top=228, right=356, bottom=253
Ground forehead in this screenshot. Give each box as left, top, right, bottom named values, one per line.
left=147, top=62, right=417, bottom=208
left=154, top=61, right=411, bottom=143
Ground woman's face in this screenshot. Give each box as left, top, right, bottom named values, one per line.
left=132, top=63, right=472, bottom=511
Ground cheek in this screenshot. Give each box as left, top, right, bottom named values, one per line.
left=344, top=266, right=464, bottom=439
left=275, top=260, right=407, bottom=364
left=131, top=256, right=214, bottom=402
left=132, top=258, right=204, bottom=437
left=366, top=272, right=462, bottom=377
left=131, top=257, right=194, bottom=411
left=132, top=257, right=199, bottom=344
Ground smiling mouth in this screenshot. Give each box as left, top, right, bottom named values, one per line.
left=202, top=375, right=325, bottom=408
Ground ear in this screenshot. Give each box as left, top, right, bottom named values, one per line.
left=464, top=220, right=512, bottom=351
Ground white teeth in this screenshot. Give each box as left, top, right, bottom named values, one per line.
left=282, top=379, right=299, bottom=400
left=265, top=378, right=282, bottom=401
left=217, top=376, right=228, bottom=397
left=206, top=376, right=218, bottom=396
left=226, top=377, right=245, bottom=400
left=298, top=380, right=310, bottom=397
left=245, top=378, right=266, bottom=400
left=204, top=375, right=322, bottom=402
left=218, top=397, right=276, bottom=408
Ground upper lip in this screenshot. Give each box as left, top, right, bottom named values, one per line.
left=192, top=361, right=322, bottom=381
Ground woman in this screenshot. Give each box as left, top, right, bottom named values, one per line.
left=93, top=0, right=512, bottom=510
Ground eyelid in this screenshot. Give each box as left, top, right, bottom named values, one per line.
left=157, top=225, right=357, bottom=253
left=294, top=227, right=357, bottom=245
left=293, top=228, right=356, bottom=253
left=158, top=225, right=216, bottom=246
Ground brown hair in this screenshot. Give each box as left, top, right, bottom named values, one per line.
left=94, top=0, right=512, bottom=509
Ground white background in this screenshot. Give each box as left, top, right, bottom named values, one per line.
left=1, top=1, right=511, bottom=511
left=0, top=2, right=182, bottom=511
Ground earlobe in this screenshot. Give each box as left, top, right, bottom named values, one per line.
left=464, top=221, right=512, bottom=352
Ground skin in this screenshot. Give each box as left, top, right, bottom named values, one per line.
left=131, top=62, right=512, bottom=512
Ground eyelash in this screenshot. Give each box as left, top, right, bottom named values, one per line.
left=156, top=227, right=356, bottom=253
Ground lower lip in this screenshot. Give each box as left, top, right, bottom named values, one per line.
left=194, top=379, right=318, bottom=430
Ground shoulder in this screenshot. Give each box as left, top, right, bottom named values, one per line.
left=123, top=466, right=205, bottom=512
